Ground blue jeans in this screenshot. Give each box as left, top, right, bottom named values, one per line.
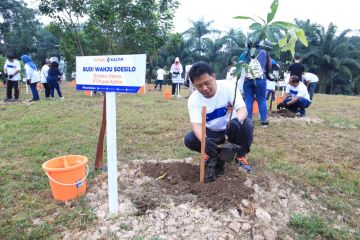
left=184, top=118, right=253, bottom=158
left=243, top=79, right=267, bottom=122
left=308, top=82, right=317, bottom=101
left=30, top=83, right=40, bottom=100
left=48, top=80, right=62, bottom=98
left=284, top=97, right=311, bottom=115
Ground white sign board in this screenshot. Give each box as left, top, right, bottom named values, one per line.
left=76, top=54, right=146, bottom=93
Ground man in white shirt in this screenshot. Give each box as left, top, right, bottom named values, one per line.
left=185, top=63, right=193, bottom=97
left=302, top=71, right=319, bottom=101
left=277, top=75, right=311, bottom=117
left=3, top=54, right=21, bottom=101
left=154, top=67, right=166, bottom=90
left=184, top=61, right=254, bottom=182
left=40, top=59, right=51, bottom=98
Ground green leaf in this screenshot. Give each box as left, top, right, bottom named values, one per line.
left=278, top=36, right=287, bottom=47
left=267, top=0, right=279, bottom=23
left=249, top=22, right=263, bottom=31
left=256, top=15, right=266, bottom=24
left=233, top=16, right=257, bottom=22
left=296, top=28, right=308, bottom=47
left=265, top=28, right=277, bottom=44
left=270, top=21, right=295, bottom=29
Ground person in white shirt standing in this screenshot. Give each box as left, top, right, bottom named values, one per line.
left=277, top=75, right=311, bottom=117
left=154, top=66, right=166, bottom=91
left=302, top=71, right=319, bottom=101
left=21, top=55, right=40, bottom=102
left=185, top=63, right=193, bottom=97
left=3, top=54, right=21, bottom=101
left=40, top=59, right=51, bottom=98
left=184, top=61, right=254, bottom=182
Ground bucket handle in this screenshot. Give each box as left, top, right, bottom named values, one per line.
left=45, top=164, right=89, bottom=187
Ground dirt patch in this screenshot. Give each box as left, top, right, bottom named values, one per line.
left=140, top=162, right=254, bottom=211
left=269, top=109, right=296, bottom=118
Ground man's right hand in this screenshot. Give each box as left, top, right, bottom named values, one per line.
left=277, top=102, right=286, bottom=110
left=8, top=74, right=13, bottom=79
left=205, top=137, right=219, bottom=157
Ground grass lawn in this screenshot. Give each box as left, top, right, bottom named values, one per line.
left=0, top=83, right=359, bottom=239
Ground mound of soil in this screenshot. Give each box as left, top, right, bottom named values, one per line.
left=269, top=109, right=296, bottom=118
left=140, top=162, right=254, bottom=211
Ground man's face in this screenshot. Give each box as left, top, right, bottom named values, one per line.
left=193, top=73, right=217, bottom=98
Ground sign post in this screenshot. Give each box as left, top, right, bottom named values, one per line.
left=76, top=54, right=146, bottom=214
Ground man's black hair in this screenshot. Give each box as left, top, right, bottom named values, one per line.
left=189, top=61, right=214, bottom=83
left=6, top=54, right=15, bottom=60
left=289, top=75, right=300, bottom=83
left=294, top=55, right=301, bottom=60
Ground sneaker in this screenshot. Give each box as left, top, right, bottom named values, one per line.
left=60, top=97, right=65, bottom=100
left=235, top=156, right=253, bottom=172
left=261, top=121, right=269, bottom=128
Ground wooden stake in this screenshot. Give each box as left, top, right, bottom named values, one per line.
left=95, top=95, right=106, bottom=169
left=200, top=106, right=206, bottom=183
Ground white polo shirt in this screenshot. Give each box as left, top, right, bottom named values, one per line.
left=188, top=80, right=245, bottom=131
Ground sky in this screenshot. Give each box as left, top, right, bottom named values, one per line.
left=25, top=0, right=359, bottom=34
left=173, top=0, right=360, bottom=34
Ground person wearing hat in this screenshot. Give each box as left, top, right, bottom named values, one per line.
left=21, top=55, right=40, bottom=102
left=170, top=57, right=183, bottom=96
left=3, top=54, right=21, bottom=101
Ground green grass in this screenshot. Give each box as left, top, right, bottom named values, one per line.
left=290, top=213, right=350, bottom=240
left=0, top=84, right=360, bottom=238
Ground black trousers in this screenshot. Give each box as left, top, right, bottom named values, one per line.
left=184, top=118, right=254, bottom=161
left=42, top=83, right=50, bottom=98
left=6, top=80, right=19, bottom=99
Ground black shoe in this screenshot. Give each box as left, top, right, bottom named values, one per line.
left=261, top=121, right=269, bottom=128
left=215, top=161, right=225, bottom=176
left=205, top=166, right=217, bottom=183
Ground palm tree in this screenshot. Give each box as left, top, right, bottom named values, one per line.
left=183, top=19, right=219, bottom=56
left=301, top=23, right=360, bottom=94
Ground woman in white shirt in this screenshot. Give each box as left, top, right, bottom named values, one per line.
left=21, top=55, right=40, bottom=102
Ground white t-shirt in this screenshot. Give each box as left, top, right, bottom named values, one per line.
left=286, top=82, right=311, bottom=102
left=185, top=65, right=192, bottom=73
left=40, top=64, right=49, bottom=83
left=156, top=68, right=165, bottom=80
left=188, top=80, right=246, bottom=131
left=4, top=59, right=21, bottom=81
left=266, top=80, right=276, bottom=91
left=303, top=72, right=319, bottom=83
left=24, top=64, right=40, bottom=83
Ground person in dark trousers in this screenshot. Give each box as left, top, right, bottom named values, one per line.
left=3, top=54, right=21, bottom=101
left=47, top=61, right=63, bottom=99
left=287, top=55, right=305, bottom=82
left=40, top=59, right=51, bottom=98
left=21, top=55, right=40, bottom=102
left=184, top=61, right=254, bottom=182
left=277, top=75, right=311, bottom=117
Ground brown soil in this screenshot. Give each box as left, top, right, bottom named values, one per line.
left=139, top=162, right=254, bottom=211
left=269, top=109, right=296, bottom=118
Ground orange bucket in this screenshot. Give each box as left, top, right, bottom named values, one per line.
left=85, top=90, right=92, bottom=96
left=71, top=80, right=76, bottom=87
left=42, top=155, right=88, bottom=201
left=163, top=89, right=172, bottom=100
left=253, top=100, right=259, bottom=114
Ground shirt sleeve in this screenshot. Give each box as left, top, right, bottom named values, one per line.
left=25, top=65, right=33, bottom=79
left=188, top=96, right=202, bottom=124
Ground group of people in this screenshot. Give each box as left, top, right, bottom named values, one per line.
left=2, top=54, right=63, bottom=102
left=182, top=44, right=318, bottom=182
left=154, top=57, right=194, bottom=98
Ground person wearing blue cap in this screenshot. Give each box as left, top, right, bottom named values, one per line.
left=21, top=55, right=40, bottom=102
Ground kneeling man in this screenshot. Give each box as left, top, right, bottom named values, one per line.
left=184, top=61, right=254, bottom=182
